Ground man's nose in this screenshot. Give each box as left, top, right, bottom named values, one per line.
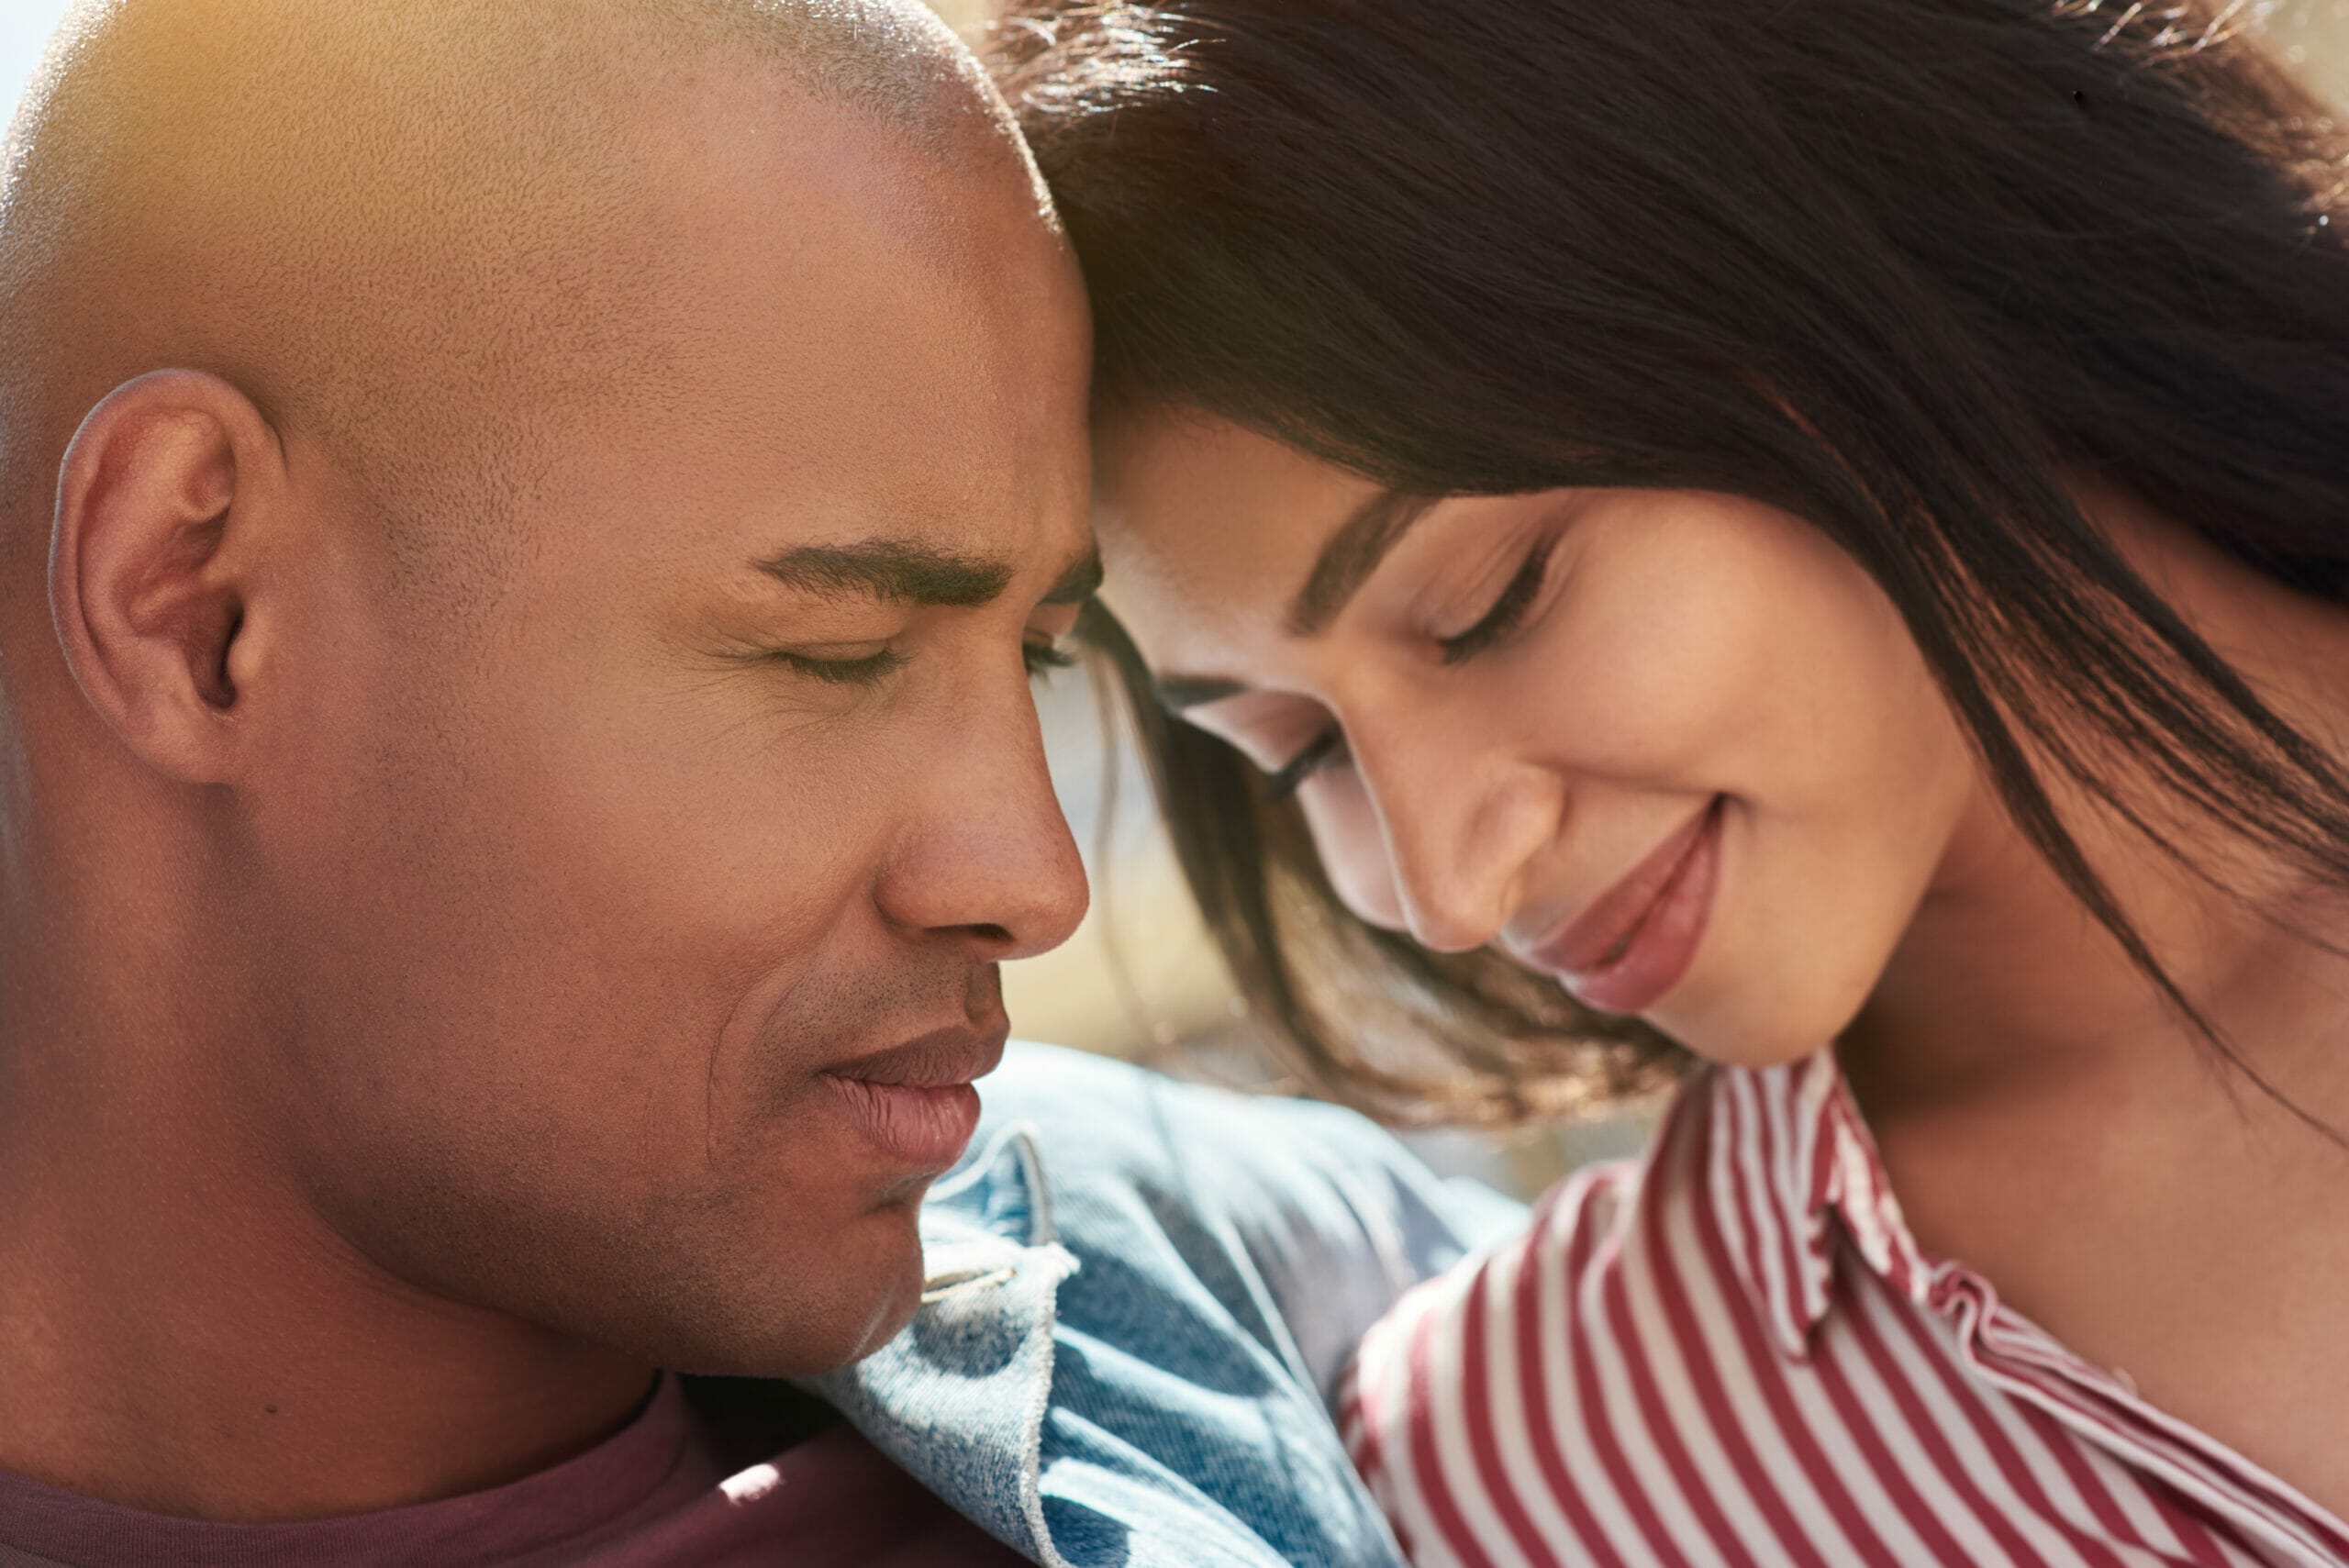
left=874, top=680, right=1089, bottom=962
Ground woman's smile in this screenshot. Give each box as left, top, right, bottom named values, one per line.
left=1515, top=793, right=1726, bottom=1014
left=1097, top=417, right=1975, bottom=1071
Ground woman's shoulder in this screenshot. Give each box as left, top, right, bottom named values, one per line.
left=1340, top=1075, right=1683, bottom=1419
left=1338, top=1063, right=1800, bottom=1561
left=1341, top=1124, right=1660, bottom=1438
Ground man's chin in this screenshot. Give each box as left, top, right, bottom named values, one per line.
left=635, top=1201, right=930, bottom=1381
left=818, top=1207, right=931, bottom=1372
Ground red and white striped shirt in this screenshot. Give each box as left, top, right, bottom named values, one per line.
left=1339, top=1052, right=2349, bottom=1567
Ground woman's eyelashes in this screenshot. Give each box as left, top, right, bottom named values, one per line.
left=1024, top=639, right=1079, bottom=681
left=1266, top=723, right=1350, bottom=801
left=1437, top=535, right=1559, bottom=666
left=1245, top=529, right=1564, bottom=798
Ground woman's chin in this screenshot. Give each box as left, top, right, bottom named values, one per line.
left=1640, top=973, right=1861, bottom=1075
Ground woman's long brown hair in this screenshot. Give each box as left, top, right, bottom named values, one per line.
left=987, top=0, right=2349, bottom=1128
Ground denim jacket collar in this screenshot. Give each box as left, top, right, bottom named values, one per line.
left=804, top=1042, right=1518, bottom=1568
left=808, top=1124, right=1085, bottom=1565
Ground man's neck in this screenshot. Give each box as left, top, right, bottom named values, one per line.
left=0, top=1002, right=656, bottom=1522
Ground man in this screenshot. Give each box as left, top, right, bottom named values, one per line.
left=0, top=2, right=1516, bottom=1562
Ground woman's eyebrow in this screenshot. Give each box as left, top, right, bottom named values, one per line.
left=1288, top=489, right=1442, bottom=637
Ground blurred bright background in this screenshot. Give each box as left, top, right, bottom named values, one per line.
left=6, top=0, right=2347, bottom=1196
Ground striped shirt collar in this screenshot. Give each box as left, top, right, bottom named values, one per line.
left=1702, top=1049, right=1930, bottom=1361
left=1693, top=1048, right=2349, bottom=1562
left=1345, top=1041, right=2349, bottom=1566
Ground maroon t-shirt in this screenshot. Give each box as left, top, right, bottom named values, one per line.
left=0, top=1376, right=1029, bottom=1567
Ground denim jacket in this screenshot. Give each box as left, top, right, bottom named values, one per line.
left=804, top=1042, right=1527, bottom=1568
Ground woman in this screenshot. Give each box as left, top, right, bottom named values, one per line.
left=988, top=0, right=2349, bottom=1562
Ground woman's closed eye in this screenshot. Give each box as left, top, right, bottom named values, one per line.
left=1438, top=534, right=1559, bottom=666
left=1023, top=639, right=1078, bottom=681
left=1267, top=723, right=1350, bottom=801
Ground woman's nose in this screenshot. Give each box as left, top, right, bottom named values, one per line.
left=1346, top=721, right=1563, bottom=955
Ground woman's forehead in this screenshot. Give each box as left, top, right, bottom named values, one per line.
left=1092, top=411, right=1373, bottom=662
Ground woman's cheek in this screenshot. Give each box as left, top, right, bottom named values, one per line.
left=1546, top=516, right=1819, bottom=785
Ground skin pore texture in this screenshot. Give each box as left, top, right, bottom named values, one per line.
left=1096, top=407, right=2349, bottom=1518
left=0, top=0, right=1093, bottom=1526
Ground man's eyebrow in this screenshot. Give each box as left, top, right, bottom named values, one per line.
left=1287, top=489, right=1443, bottom=637
left=754, top=539, right=1015, bottom=607
left=1043, top=546, right=1105, bottom=606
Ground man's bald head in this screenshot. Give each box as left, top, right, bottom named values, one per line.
left=0, top=0, right=1052, bottom=606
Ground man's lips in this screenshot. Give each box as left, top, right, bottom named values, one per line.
left=827, top=1023, right=1008, bottom=1090
left=1520, top=797, right=1723, bottom=994
left=819, top=1021, right=1008, bottom=1171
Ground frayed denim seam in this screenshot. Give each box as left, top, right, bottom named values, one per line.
left=993, top=1122, right=1076, bottom=1568
left=896, top=1118, right=1081, bottom=1566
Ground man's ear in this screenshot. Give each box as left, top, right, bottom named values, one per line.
left=48, top=369, right=288, bottom=784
